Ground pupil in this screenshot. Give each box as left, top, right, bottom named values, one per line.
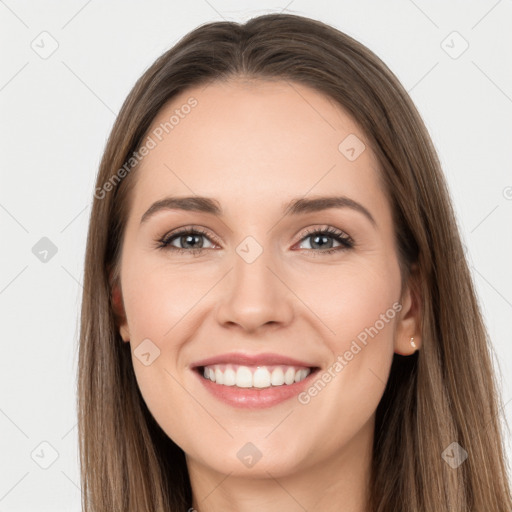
left=312, top=234, right=332, bottom=249
left=184, top=234, right=202, bottom=249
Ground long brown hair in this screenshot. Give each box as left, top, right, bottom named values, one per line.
left=78, top=13, right=512, bottom=511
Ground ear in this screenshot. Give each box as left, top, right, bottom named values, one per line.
left=394, top=264, right=422, bottom=355
left=109, top=269, right=130, bottom=342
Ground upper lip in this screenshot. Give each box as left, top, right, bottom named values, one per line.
left=191, top=352, right=318, bottom=369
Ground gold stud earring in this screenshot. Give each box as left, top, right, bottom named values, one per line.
left=410, top=337, right=417, bottom=349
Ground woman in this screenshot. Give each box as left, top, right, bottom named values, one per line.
left=78, top=12, right=512, bottom=511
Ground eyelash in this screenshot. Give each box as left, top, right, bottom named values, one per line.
left=155, top=225, right=354, bottom=257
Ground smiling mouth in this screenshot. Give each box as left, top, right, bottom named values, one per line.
left=196, top=364, right=320, bottom=389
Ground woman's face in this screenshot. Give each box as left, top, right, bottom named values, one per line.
left=115, top=79, right=419, bottom=479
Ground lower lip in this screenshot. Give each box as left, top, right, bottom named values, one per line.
left=194, top=368, right=318, bottom=409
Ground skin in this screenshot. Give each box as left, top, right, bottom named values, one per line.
left=113, top=79, right=422, bottom=512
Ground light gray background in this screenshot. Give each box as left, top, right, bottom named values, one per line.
left=1, top=1, right=511, bottom=510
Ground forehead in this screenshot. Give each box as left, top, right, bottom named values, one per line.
left=130, top=79, right=387, bottom=220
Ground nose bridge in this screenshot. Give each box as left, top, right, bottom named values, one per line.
left=233, top=236, right=274, bottom=293
left=215, top=233, right=294, bottom=331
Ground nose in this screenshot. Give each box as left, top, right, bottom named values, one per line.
left=215, top=243, right=295, bottom=333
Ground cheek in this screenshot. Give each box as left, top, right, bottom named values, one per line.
left=294, top=256, right=401, bottom=352
left=121, top=254, right=214, bottom=342
left=120, top=256, right=217, bottom=429
left=293, top=258, right=400, bottom=414
left=121, top=258, right=204, bottom=447
left=288, top=265, right=400, bottom=453
left=130, top=360, right=203, bottom=464
left=338, top=270, right=398, bottom=344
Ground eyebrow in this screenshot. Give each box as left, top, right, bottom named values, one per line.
left=140, top=195, right=376, bottom=227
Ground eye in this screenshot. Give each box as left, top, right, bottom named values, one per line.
left=295, top=226, right=354, bottom=256
left=155, top=225, right=354, bottom=256
left=156, top=226, right=217, bottom=255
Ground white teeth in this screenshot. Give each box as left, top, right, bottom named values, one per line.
left=271, top=368, right=285, bottom=386
left=236, top=366, right=253, bottom=388
left=214, top=368, right=224, bottom=385
left=284, top=367, right=295, bottom=385
left=201, top=364, right=312, bottom=388
left=253, top=367, right=271, bottom=388
left=295, top=369, right=309, bottom=383
left=223, top=367, right=236, bottom=386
